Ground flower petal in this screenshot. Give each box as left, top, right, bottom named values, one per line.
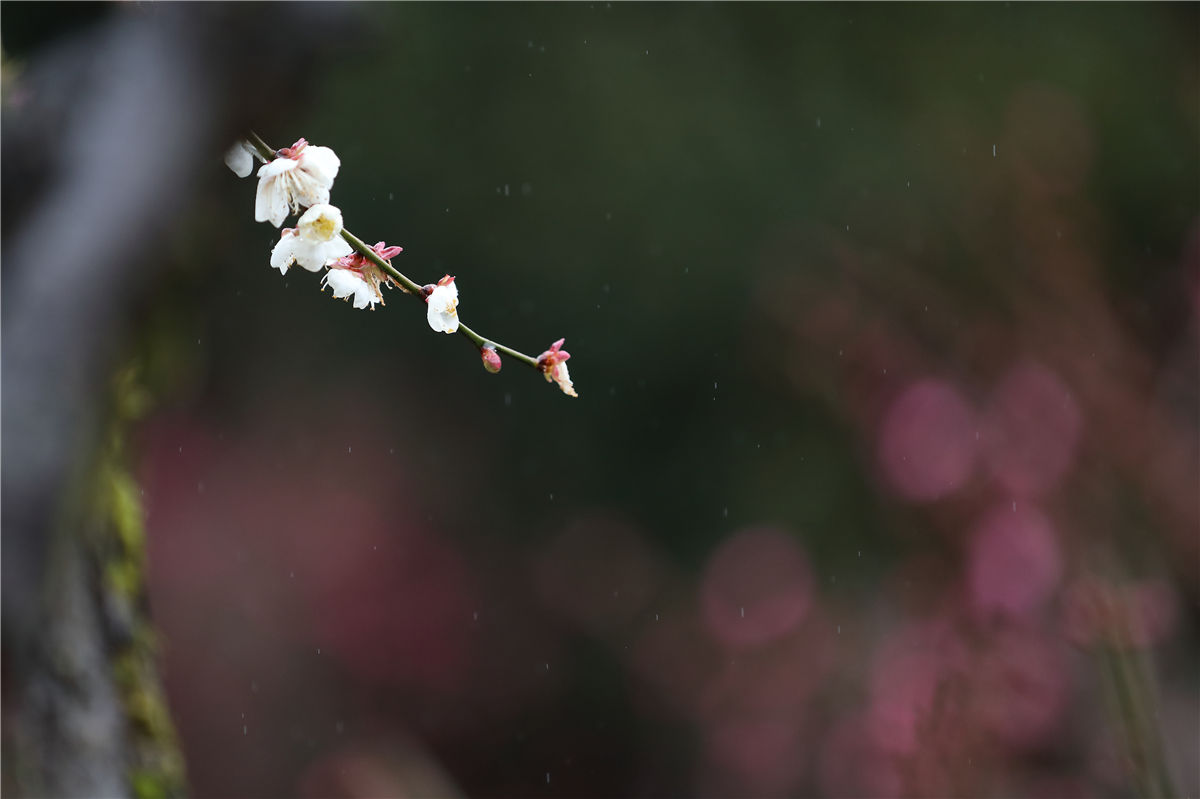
left=224, top=142, right=253, bottom=178
left=322, top=269, right=380, bottom=310
left=426, top=283, right=460, bottom=333
left=270, top=231, right=299, bottom=273
left=299, top=145, right=341, bottom=186
left=552, top=362, right=578, bottom=397
left=255, top=176, right=291, bottom=227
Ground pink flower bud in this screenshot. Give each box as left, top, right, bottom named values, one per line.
left=481, top=346, right=502, bottom=374
left=276, top=137, right=309, bottom=159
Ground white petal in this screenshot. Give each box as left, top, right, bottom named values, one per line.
left=270, top=232, right=299, bottom=273
left=328, top=237, right=353, bottom=259
left=224, top=142, right=253, bottom=178
left=425, top=283, right=459, bottom=332
left=255, top=176, right=291, bottom=227
left=322, top=268, right=356, bottom=298
left=294, top=238, right=351, bottom=272
left=322, top=269, right=379, bottom=309
left=256, top=158, right=297, bottom=180
left=352, top=284, right=374, bottom=310
left=553, top=362, right=577, bottom=397
left=298, top=146, right=340, bottom=187
left=427, top=306, right=458, bottom=332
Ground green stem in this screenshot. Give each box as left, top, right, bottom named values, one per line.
left=246, top=131, right=276, bottom=162
left=251, top=132, right=546, bottom=374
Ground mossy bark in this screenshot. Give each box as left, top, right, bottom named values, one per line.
left=4, top=365, right=186, bottom=799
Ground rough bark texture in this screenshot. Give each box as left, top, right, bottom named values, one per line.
left=1, top=5, right=355, bottom=796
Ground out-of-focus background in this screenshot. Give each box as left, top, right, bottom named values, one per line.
left=4, top=3, right=1198, bottom=798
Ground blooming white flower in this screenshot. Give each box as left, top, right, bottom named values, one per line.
left=224, top=140, right=262, bottom=178
left=425, top=275, right=459, bottom=333
left=269, top=204, right=352, bottom=274
left=321, top=268, right=382, bottom=310
left=255, top=138, right=341, bottom=227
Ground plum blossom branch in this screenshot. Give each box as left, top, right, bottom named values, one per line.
left=236, top=131, right=573, bottom=390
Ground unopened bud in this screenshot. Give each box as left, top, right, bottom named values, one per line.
left=481, top=345, right=502, bottom=374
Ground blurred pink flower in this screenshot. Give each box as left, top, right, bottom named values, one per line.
left=967, top=503, right=1062, bottom=619
left=968, top=625, right=1070, bottom=750
left=868, top=619, right=969, bottom=755
left=699, top=527, right=814, bottom=648
left=534, top=514, right=661, bottom=636
left=701, top=718, right=806, bottom=797
left=302, top=516, right=477, bottom=693
left=877, top=378, right=978, bottom=502
left=698, top=616, right=834, bottom=723
left=629, top=599, right=722, bottom=721
left=981, top=361, right=1082, bottom=497
left=818, top=715, right=903, bottom=799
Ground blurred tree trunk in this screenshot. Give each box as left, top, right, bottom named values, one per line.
left=1, top=5, right=354, bottom=796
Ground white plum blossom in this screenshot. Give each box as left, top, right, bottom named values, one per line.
left=321, top=268, right=382, bottom=310
left=269, top=204, right=352, bottom=274
left=255, top=138, right=341, bottom=227
left=318, top=241, right=401, bottom=310
left=224, top=140, right=263, bottom=178
left=425, top=275, right=459, bottom=333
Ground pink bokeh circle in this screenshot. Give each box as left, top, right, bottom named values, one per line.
left=967, top=503, right=1062, bottom=619
left=981, top=361, right=1082, bottom=497
left=700, top=527, right=814, bottom=649
left=877, top=379, right=977, bottom=502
